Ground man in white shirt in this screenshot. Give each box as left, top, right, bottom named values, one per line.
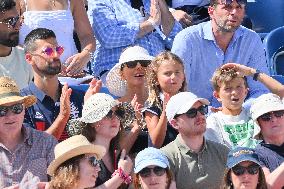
left=0, top=0, right=33, bottom=89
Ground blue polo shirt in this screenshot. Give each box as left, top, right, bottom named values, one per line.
left=20, top=82, right=84, bottom=141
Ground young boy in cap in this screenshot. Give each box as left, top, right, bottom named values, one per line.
left=161, top=91, right=229, bottom=189
left=205, top=67, right=260, bottom=148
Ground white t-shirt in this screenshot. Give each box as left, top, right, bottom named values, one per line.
left=205, top=108, right=261, bottom=149
left=0, top=47, right=33, bottom=89
left=172, top=0, right=210, bottom=8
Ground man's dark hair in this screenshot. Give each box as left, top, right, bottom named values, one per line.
left=24, top=28, right=56, bottom=53
left=0, top=0, right=16, bottom=13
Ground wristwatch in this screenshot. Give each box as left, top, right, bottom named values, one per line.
left=253, top=69, right=261, bottom=81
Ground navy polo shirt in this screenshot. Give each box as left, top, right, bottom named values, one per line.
left=20, top=82, right=84, bottom=141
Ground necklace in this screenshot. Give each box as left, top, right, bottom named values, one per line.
left=51, top=0, right=55, bottom=6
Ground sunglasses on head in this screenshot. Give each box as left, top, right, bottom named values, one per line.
left=139, top=166, right=166, bottom=178
left=121, top=60, right=151, bottom=69
left=105, top=109, right=124, bottom=120
left=258, top=110, right=284, bottom=122
left=41, top=46, right=64, bottom=57
left=86, top=156, right=100, bottom=167
left=0, top=103, right=24, bottom=117
left=174, top=105, right=208, bottom=119
left=0, top=15, right=21, bottom=28
left=219, top=0, right=247, bottom=5
left=232, top=164, right=259, bottom=176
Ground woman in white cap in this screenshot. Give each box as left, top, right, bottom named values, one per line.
left=221, top=147, right=267, bottom=189
left=47, top=135, right=105, bottom=189
left=133, top=147, right=176, bottom=189
left=67, top=93, right=133, bottom=189
left=106, top=46, right=154, bottom=154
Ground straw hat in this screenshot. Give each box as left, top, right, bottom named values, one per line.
left=0, top=77, right=36, bottom=107
left=106, top=46, right=154, bottom=97
left=47, top=135, right=106, bottom=176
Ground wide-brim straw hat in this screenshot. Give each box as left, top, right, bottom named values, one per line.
left=106, top=46, right=154, bottom=97
left=0, top=77, right=36, bottom=107
left=47, top=135, right=106, bottom=176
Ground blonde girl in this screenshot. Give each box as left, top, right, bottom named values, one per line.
left=144, top=51, right=187, bottom=148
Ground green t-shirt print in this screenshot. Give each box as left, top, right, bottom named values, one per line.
left=223, top=119, right=260, bottom=148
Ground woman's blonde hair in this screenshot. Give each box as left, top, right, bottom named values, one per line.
left=147, top=51, right=187, bottom=109
left=220, top=166, right=268, bottom=189
left=133, top=168, right=173, bottom=189
left=49, top=155, right=83, bottom=189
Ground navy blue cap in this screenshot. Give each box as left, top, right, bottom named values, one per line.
left=227, top=147, right=260, bottom=168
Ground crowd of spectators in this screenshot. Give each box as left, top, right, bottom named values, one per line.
left=0, top=0, right=284, bottom=189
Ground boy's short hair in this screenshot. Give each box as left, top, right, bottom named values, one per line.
left=211, top=67, right=248, bottom=91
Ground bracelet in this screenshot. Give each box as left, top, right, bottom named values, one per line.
left=253, top=69, right=261, bottom=81
left=147, top=18, right=166, bottom=40
left=111, top=167, right=132, bottom=184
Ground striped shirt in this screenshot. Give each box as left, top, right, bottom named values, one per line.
left=0, top=127, right=57, bottom=188
left=87, top=0, right=182, bottom=76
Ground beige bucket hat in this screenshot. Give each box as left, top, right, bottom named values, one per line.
left=0, top=77, right=36, bottom=107
left=47, top=135, right=106, bottom=176
left=106, top=46, right=154, bottom=97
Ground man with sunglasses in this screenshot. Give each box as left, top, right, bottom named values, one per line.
left=171, top=0, right=269, bottom=109
left=250, top=93, right=284, bottom=189
left=161, top=92, right=229, bottom=189
left=0, top=0, right=33, bottom=89
left=20, top=28, right=87, bottom=141
left=0, top=76, right=57, bottom=189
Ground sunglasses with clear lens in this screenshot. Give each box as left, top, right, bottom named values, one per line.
left=0, top=103, right=24, bottom=117
left=259, top=110, right=284, bottom=122
left=105, top=109, right=124, bottom=120
left=122, top=60, right=151, bottom=69
left=232, top=164, right=259, bottom=176
left=220, top=0, right=247, bottom=5
left=174, top=105, right=208, bottom=119
left=87, top=156, right=100, bottom=167
left=42, top=46, right=64, bottom=57
left=0, top=15, right=20, bottom=28
left=139, top=166, right=166, bottom=178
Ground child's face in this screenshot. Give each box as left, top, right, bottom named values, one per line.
left=215, top=77, right=248, bottom=114
left=156, top=60, right=185, bottom=96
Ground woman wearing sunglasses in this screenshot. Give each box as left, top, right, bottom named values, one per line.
left=67, top=93, right=133, bottom=189
left=47, top=135, right=105, bottom=189
left=221, top=147, right=267, bottom=189
left=106, top=46, right=153, bottom=154
left=133, top=147, right=176, bottom=189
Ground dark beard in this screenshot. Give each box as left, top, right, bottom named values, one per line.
left=42, top=60, right=62, bottom=75
left=0, top=32, right=19, bottom=47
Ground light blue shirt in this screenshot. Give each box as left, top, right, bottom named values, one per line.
left=172, top=21, right=269, bottom=108
left=87, top=0, right=182, bottom=76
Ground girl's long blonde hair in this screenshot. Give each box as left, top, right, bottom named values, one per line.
left=147, top=51, right=187, bottom=110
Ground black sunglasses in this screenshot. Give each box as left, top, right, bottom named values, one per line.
left=258, top=110, right=284, bottom=122
left=0, top=103, right=24, bottom=117
left=174, top=105, right=208, bottom=119
left=87, top=156, right=100, bottom=167
left=0, top=15, right=20, bottom=28
left=219, top=0, right=247, bottom=5
left=121, top=60, right=151, bottom=69
left=105, top=109, right=124, bottom=120
left=139, top=166, right=166, bottom=178
left=232, top=164, right=259, bottom=176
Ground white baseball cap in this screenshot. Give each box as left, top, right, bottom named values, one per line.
left=166, top=92, right=210, bottom=121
